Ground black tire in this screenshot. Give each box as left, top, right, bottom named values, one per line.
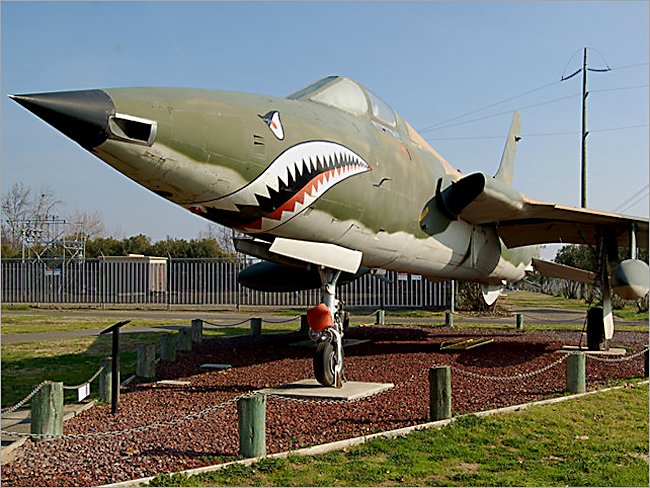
left=587, top=307, right=607, bottom=351
left=314, top=341, right=336, bottom=387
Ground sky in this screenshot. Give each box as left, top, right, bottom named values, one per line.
left=2, top=1, right=648, bottom=243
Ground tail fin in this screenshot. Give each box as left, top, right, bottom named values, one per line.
left=494, top=112, right=521, bottom=186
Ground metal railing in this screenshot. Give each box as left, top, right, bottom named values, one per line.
left=1, top=258, right=448, bottom=308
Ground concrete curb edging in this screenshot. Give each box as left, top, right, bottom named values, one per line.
left=100, top=380, right=649, bottom=488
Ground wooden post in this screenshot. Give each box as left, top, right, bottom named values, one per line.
left=375, top=309, right=385, bottom=325
left=644, top=347, right=648, bottom=377
left=300, top=314, right=309, bottom=334
left=429, top=366, right=452, bottom=420
left=445, top=311, right=454, bottom=327
left=31, top=382, right=63, bottom=436
left=516, top=314, right=524, bottom=331
left=250, top=317, right=262, bottom=338
left=237, top=394, right=266, bottom=458
left=99, top=358, right=116, bottom=403
left=160, top=334, right=177, bottom=362
left=136, top=344, right=156, bottom=380
left=566, top=353, right=586, bottom=393
left=191, top=319, right=203, bottom=343
left=177, top=327, right=192, bottom=352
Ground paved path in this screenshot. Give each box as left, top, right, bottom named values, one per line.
left=2, top=307, right=645, bottom=345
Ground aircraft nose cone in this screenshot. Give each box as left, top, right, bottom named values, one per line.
left=10, top=89, right=115, bottom=149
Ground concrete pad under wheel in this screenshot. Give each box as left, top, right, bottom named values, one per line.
left=555, top=346, right=627, bottom=355
left=259, top=379, right=393, bottom=401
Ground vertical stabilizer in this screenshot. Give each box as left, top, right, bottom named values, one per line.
left=494, top=112, right=521, bottom=186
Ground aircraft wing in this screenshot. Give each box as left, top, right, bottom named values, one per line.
left=479, top=197, right=649, bottom=249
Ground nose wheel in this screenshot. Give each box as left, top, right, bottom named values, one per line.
left=308, top=268, right=346, bottom=388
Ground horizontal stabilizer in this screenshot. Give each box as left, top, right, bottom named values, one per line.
left=532, top=258, right=597, bottom=284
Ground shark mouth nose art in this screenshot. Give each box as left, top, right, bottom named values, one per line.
left=199, top=141, right=371, bottom=232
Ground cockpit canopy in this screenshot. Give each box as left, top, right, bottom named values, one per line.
left=287, top=76, right=397, bottom=127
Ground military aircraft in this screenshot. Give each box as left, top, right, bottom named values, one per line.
left=11, top=76, right=649, bottom=387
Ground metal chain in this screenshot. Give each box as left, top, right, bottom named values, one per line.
left=62, top=366, right=106, bottom=390
left=520, top=313, right=587, bottom=324
left=449, top=354, right=570, bottom=381
left=1, top=393, right=251, bottom=441
left=201, top=318, right=251, bottom=327
left=586, top=347, right=649, bottom=363
left=1, top=380, right=52, bottom=416
left=262, top=316, right=300, bottom=324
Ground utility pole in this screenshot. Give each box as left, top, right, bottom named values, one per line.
left=562, top=47, right=610, bottom=208
left=581, top=47, right=588, bottom=209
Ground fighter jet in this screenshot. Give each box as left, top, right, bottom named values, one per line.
left=11, top=76, right=649, bottom=387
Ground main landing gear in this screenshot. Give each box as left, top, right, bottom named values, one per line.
left=307, top=268, right=346, bottom=388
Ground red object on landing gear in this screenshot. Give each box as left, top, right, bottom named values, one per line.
left=307, top=303, right=334, bottom=332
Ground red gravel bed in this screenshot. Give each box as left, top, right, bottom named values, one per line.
left=2, top=326, right=647, bottom=487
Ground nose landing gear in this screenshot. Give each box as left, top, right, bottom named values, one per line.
left=308, top=268, right=346, bottom=388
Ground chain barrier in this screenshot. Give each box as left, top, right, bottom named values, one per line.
left=358, top=309, right=383, bottom=317
left=449, top=354, right=570, bottom=381
left=1, top=381, right=53, bottom=416
left=262, top=316, right=300, bottom=324
left=586, top=347, right=649, bottom=363
left=0, top=393, right=252, bottom=441
left=519, top=312, right=587, bottom=324
left=201, top=318, right=252, bottom=328
left=62, top=366, right=106, bottom=391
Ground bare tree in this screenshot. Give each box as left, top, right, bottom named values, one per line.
left=1, top=182, right=32, bottom=247
left=67, top=209, right=106, bottom=239
left=199, top=223, right=238, bottom=254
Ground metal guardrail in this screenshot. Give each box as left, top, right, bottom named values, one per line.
left=1, top=258, right=449, bottom=308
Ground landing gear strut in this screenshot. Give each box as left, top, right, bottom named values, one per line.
left=308, top=268, right=346, bottom=388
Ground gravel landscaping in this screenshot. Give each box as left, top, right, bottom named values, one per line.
left=2, top=325, right=647, bottom=487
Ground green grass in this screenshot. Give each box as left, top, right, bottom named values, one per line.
left=149, top=384, right=649, bottom=487
left=1, top=322, right=295, bottom=407
left=0, top=333, right=160, bottom=406
left=503, top=290, right=590, bottom=310
left=504, top=290, right=648, bottom=321
left=0, top=314, right=185, bottom=334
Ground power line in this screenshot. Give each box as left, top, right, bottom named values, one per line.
left=591, top=84, right=649, bottom=94
left=614, top=184, right=649, bottom=212
left=425, top=123, right=648, bottom=141
left=619, top=191, right=649, bottom=215
left=418, top=79, right=563, bottom=132
left=420, top=93, right=580, bottom=133
left=609, top=61, right=649, bottom=71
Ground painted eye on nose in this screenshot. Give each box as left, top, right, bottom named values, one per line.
left=259, top=111, right=284, bottom=140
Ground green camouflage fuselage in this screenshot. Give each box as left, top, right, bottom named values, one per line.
left=95, top=81, right=535, bottom=284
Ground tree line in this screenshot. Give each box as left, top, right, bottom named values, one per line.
left=1, top=182, right=233, bottom=259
